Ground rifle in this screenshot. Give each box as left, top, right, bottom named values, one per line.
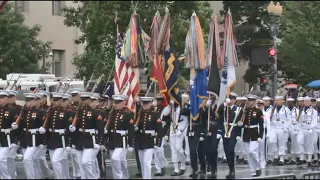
left=91, top=75, right=104, bottom=93
left=10, top=74, right=21, bottom=90
left=4, top=74, right=15, bottom=90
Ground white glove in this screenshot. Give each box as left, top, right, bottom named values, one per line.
left=162, top=121, right=166, bottom=127
left=283, top=129, right=288, bottom=133
left=134, top=125, right=139, bottom=131
left=11, top=122, right=18, bottom=130
left=39, top=144, right=45, bottom=149
left=10, top=143, right=18, bottom=149
left=163, top=135, right=169, bottom=142
left=136, top=96, right=140, bottom=102
left=150, top=131, right=156, bottom=136
left=65, top=146, right=72, bottom=153
left=236, top=136, right=241, bottom=141
left=69, top=125, right=76, bottom=132
left=154, top=146, right=159, bottom=150
left=266, top=133, right=270, bottom=138
left=237, top=121, right=243, bottom=127
left=199, top=137, right=204, bottom=141
left=152, top=100, right=157, bottom=107
left=162, top=106, right=171, bottom=116
left=163, top=141, right=169, bottom=146
left=170, top=99, right=174, bottom=104
left=127, top=147, right=134, bottom=152
left=308, top=129, right=313, bottom=134
left=294, top=130, right=298, bottom=135
left=257, top=138, right=262, bottom=142
left=176, top=130, right=182, bottom=136
left=94, top=144, right=101, bottom=149
left=100, top=145, right=106, bottom=151
left=226, top=98, right=231, bottom=104
left=71, top=145, right=76, bottom=149
left=206, top=100, right=212, bottom=106
left=39, top=127, right=46, bottom=134
left=104, top=129, right=108, bottom=134
left=216, top=134, right=222, bottom=139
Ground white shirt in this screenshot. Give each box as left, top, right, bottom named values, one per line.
left=299, top=106, right=317, bottom=130
left=270, top=105, right=291, bottom=130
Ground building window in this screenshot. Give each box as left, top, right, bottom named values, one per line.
left=15, top=1, right=29, bottom=12
left=52, top=50, right=64, bottom=77
left=52, top=1, right=65, bottom=16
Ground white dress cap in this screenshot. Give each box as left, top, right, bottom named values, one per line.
left=275, top=96, right=284, bottom=100
left=297, top=97, right=304, bottom=101
left=262, top=96, right=271, bottom=101
left=286, top=98, right=294, bottom=102
left=140, top=97, right=154, bottom=102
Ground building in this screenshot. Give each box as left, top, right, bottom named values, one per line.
left=16, top=1, right=83, bottom=78
left=209, top=1, right=249, bottom=94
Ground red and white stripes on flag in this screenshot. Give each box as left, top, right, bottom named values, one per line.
left=114, top=34, right=140, bottom=112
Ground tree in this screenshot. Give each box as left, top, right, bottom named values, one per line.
left=278, top=1, right=320, bottom=85
left=63, top=1, right=213, bottom=81
left=0, top=3, right=52, bottom=78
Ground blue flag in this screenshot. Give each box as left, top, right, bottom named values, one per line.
left=190, top=68, right=208, bottom=120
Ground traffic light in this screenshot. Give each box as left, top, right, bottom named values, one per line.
left=260, top=77, right=268, bottom=91
left=269, top=48, right=276, bottom=64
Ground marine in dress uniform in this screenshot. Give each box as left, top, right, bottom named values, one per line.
left=297, top=96, right=317, bottom=166
left=134, top=96, right=142, bottom=178
left=69, top=92, right=104, bottom=179
left=0, top=91, right=16, bottom=179
left=11, top=93, right=44, bottom=179
left=104, top=94, right=135, bottom=179
left=153, top=94, right=169, bottom=177
left=135, top=97, right=163, bottom=179
left=268, top=96, right=290, bottom=166
left=95, top=95, right=109, bottom=179
left=217, top=92, right=242, bottom=179
left=67, top=88, right=84, bottom=179
left=40, top=92, right=69, bottom=179
left=199, top=94, right=223, bottom=178
left=286, top=98, right=299, bottom=165
left=6, top=90, right=21, bottom=179
left=235, top=96, right=247, bottom=165
left=181, top=94, right=191, bottom=166
left=165, top=100, right=187, bottom=177
left=33, top=93, right=53, bottom=179
left=256, top=99, right=267, bottom=168
left=238, top=94, right=263, bottom=177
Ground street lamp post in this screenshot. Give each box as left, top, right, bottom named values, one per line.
left=267, top=1, right=282, bottom=97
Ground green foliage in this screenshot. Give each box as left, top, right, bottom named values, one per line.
left=0, top=3, right=52, bottom=78
left=63, top=1, right=213, bottom=81
left=278, top=1, right=320, bottom=85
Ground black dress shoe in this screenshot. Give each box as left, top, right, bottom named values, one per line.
left=284, top=159, right=289, bottom=164
left=243, top=160, right=248, bottom=164
left=185, top=161, right=191, bottom=165
left=178, top=169, right=186, bottom=176
left=278, top=161, right=284, bottom=166
left=222, top=159, right=227, bottom=163
left=289, top=160, right=296, bottom=165
left=171, top=172, right=179, bottom=176
left=267, top=160, right=272, bottom=165
left=226, top=170, right=235, bottom=179
left=296, top=160, right=303, bottom=165
left=207, top=166, right=211, bottom=172
left=154, top=172, right=164, bottom=176
left=189, top=171, right=198, bottom=178
left=211, top=168, right=217, bottom=179
left=135, top=173, right=142, bottom=178
left=253, top=169, right=261, bottom=177
left=161, top=168, right=166, bottom=175
left=237, top=158, right=244, bottom=164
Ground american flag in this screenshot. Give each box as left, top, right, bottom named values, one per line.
left=114, top=33, right=140, bottom=111
left=0, top=1, right=7, bottom=12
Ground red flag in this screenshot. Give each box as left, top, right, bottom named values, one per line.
left=0, top=1, right=7, bottom=12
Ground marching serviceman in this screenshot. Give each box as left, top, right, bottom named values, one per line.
left=217, top=92, right=242, bottom=179
left=166, top=100, right=188, bottom=177
left=33, top=93, right=53, bottom=179
left=182, top=94, right=191, bottom=166
left=236, top=96, right=248, bottom=165
left=286, top=97, right=299, bottom=165
left=67, top=88, right=84, bottom=179
left=199, top=94, right=223, bottom=178
left=104, top=94, right=135, bottom=179
left=256, top=99, right=266, bottom=168
left=262, top=96, right=274, bottom=165
left=153, top=94, right=169, bottom=177
left=39, top=92, right=69, bottom=179
left=11, top=93, right=43, bottom=179
left=238, top=95, right=264, bottom=177
left=297, top=96, right=317, bottom=166
left=69, top=92, right=105, bottom=179
left=0, top=91, right=16, bottom=179
left=6, top=90, right=21, bottom=179
left=314, top=98, right=320, bottom=164
left=269, top=96, right=290, bottom=166
left=135, top=96, right=163, bottom=179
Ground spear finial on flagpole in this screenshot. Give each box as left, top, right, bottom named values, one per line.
left=192, top=10, right=196, bottom=16
left=212, top=9, right=216, bottom=17
left=155, top=10, right=160, bottom=16
left=227, top=8, right=231, bottom=14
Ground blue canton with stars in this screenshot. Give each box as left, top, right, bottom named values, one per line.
left=116, top=33, right=125, bottom=60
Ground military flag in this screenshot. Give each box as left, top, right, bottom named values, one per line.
left=218, top=9, right=239, bottom=105
left=0, top=1, right=6, bottom=12
left=184, top=12, right=209, bottom=120
left=207, top=14, right=221, bottom=97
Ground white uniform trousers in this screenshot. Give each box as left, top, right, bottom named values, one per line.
left=184, top=133, right=190, bottom=162
left=7, top=145, right=19, bottom=179
left=94, top=158, right=100, bottom=178
left=244, top=141, right=261, bottom=176
left=69, top=148, right=81, bottom=178
left=313, top=129, right=320, bottom=154
left=33, top=146, right=53, bottom=179
left=268, top=128, right=287, bottom=160
left=289, top=130, right=298, bottom=160
left=169, top=133, right=186, bottom=173
left=75, top=150, right=86, bottom=178
left=297, top=129, right=314, bottom=161
left=235, top=139, right=244, bottom=157
left=110, top=148, right=129, bottom=179
left=49, top=148, right=69, bottom=179
left=0, top=147, right=11, bottom=179
left=138, top=148, right=154, bottom=179
left=258, top=136, right=266, bottom=168
left=81, top=148, right=100, bottom=179
left=22, top=147, right=38, bottom=179
left=154, top=138, right=168, bottom=173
